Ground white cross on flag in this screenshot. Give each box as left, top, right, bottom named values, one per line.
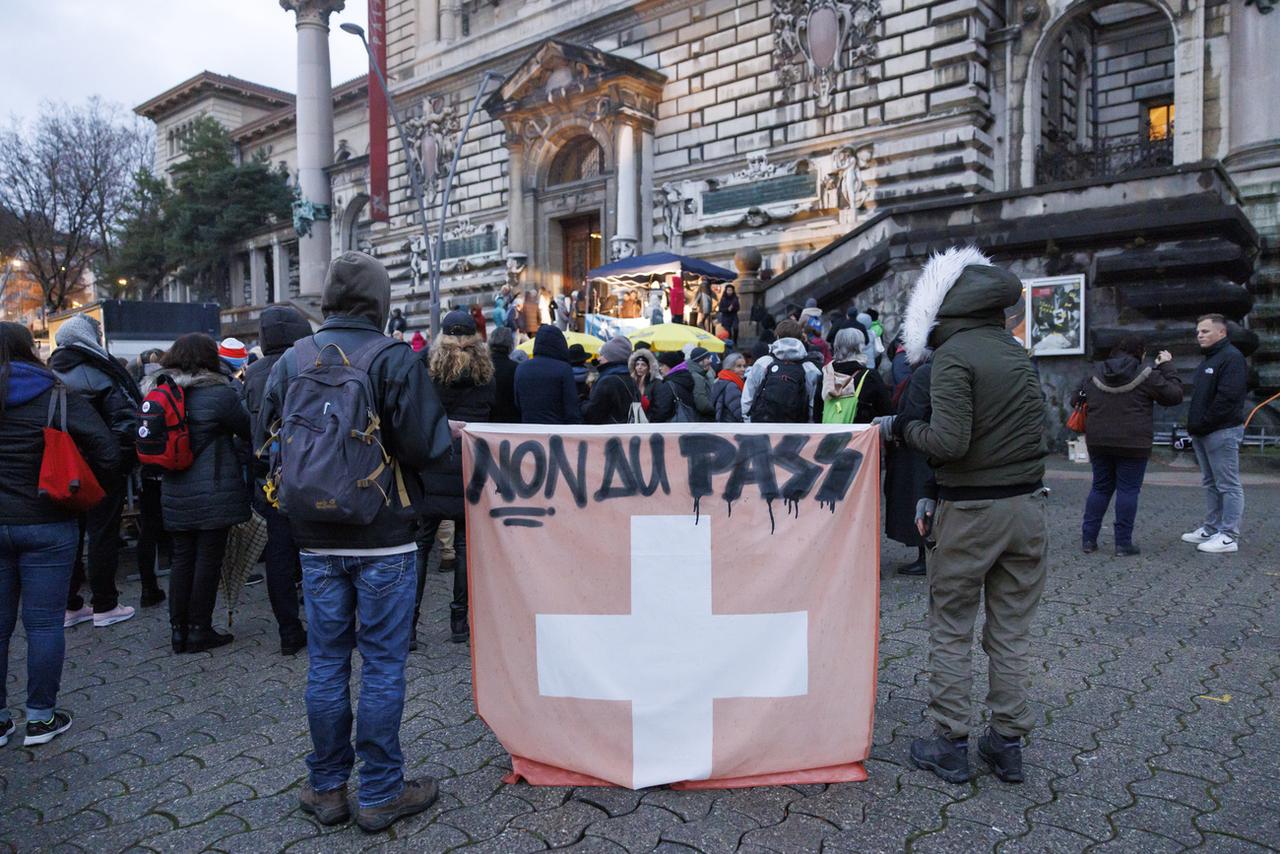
left=463, top=423, right=880, bottom=789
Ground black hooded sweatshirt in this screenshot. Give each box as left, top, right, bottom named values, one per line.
left=259, top=251, right=453, bottom=551
left=514, top=326, right=582, bottom=425
left=243, top=304, right=312, bottom=434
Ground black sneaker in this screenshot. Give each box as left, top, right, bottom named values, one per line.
left=0, top=718, right=14, bottom=747
left=1082, top=540, right=1098, bottom=554
left=24, top=710, right=73, bottom=746
left=896, top=560, right=926, bottom=576
left=1114, top=543, right=1141, bottom=557
left=245, top=573, right=265, bottom=587
left=140, top=588, right=166, bottom=607
left=910, top=732, right=971, bottom=783
left=977, top=727, right=1024, bottom=783
left=281, top=631, right=307, bottom=656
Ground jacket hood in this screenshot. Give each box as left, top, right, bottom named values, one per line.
left=628, top=348, right=661, bottom=381
left=321, top=251, right=390, bottom=328
left=904, top=246, right=1020, bottom=362
left=531, top=325, right=570, bottom=362
left=141, top=369, right=230, bottom=394
left=4, top=362, right=54, bottom=408
left=54, top=314, right=107, bottom=356
left=1100, top=353, right=1142, bottom=385
left=258, top=305, right=313, bottom=355
left=822, top=360, right=867, bottom=399
left=768, top=337, right=809, bottom=362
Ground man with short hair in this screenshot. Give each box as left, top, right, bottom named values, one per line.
left=1181, top=313, right=1248, bottom=554
left=260, top=251, right=452, bottom=832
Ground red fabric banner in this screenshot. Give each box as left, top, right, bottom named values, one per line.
left=367, top=0, right=390, bottom=223
left=463, top=423, right=881, bottom=790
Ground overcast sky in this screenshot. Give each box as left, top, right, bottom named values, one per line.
left=1, top=0, right=371, bottom=126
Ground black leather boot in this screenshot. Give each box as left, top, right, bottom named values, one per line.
left=185, top=626, right=234, bottom=653
left=170, top=624, right=187, bottom=654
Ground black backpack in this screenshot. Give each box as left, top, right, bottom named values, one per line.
left=750, top=359, right=809, bottom=423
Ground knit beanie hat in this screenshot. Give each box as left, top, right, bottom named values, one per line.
left=657, top=350, right=683, bottom=369
left=218, top=337, right=248, bottom=368
left=598, top=336, right=633, bottom=364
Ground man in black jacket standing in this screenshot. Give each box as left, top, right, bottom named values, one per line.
left=260, top=252, right=452, bottom=832
left=50, top=314, right=144, bottom=628
left=1181, top=314, right=1249, bottom=554
left=244, top=305, right=312, bottom=655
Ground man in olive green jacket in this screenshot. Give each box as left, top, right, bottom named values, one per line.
left=879, top=246, right=1050, bottom=785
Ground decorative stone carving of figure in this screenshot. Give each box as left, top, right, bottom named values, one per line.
left=660, top=182, right=684, bottom=248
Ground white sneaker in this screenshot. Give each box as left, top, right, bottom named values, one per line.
left=93, top=605, right=136, bottom=627
left=1197, top=532, right=1239, bottom=554
left=1181, top=526, right=1214, bottom=544
left=63, top=605, right=93, bottom=628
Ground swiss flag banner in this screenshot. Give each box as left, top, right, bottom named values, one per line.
left=462, top=423, right=880, bottom=789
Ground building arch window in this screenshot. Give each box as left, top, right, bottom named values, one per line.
left=546, top=135, right=604, bottom=186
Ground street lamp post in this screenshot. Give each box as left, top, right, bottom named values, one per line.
left=341, top=22, right=500, bottom=338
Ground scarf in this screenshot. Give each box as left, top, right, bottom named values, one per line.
left=717, top=368, right=744, bottom=390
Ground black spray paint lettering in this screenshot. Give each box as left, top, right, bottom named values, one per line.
left=466, top=434, right=670, bottom=509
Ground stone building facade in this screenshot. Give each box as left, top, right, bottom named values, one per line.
left=136, top=1, right=1280, bottom=421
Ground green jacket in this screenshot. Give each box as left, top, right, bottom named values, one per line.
left=901, top=262, right=1048, bottom=496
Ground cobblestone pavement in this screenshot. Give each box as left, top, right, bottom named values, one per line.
left=2, top=463, right=1278, bottom=852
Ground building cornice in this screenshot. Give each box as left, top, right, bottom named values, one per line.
left=134, top=71, right=295, bottom=121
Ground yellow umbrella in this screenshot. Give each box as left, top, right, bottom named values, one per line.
left=626, top=323, right=726, bottom=354
left=517, top=330, right=604, bottom=356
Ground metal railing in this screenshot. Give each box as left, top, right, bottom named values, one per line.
left=1035, top=134, right=1174, bottom=185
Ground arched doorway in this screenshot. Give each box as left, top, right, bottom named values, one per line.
left=1021, top=1, right=1182, bottom=187
left=538, top=132, right=608, bottom=300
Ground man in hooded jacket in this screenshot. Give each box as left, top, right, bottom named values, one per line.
left=514, top=326, right=582, bottom=425
left=881, top=246, right=1049, bottom=787
left=259, top=252, right=452, bottom=832
left=50, top=314, right=143, bottom=627
left=244, top=305, right=312, bottom=655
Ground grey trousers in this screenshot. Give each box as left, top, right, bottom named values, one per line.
left=926, top=490, right=1049, bottom=740
left=1192, top=425, right=1245, bottom=537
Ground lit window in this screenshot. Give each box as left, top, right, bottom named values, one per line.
left=1147, top=102, right=1174, bottom=142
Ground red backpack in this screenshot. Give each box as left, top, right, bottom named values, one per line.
left=136, top=375, right=194, bottom=470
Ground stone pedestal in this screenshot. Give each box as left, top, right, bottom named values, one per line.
left=281, top=0, right=344, bottom=297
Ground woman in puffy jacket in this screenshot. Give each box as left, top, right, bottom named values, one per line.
left=145, top=334, right=251, bottom=654
left=1073, top=335, right=1183, bottom=556
left=414, top=310, right=495, bottom=646
left=0, top=322, right=119, bottom=746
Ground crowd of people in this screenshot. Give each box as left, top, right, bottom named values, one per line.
left=0, top=246, right=1254, bottom=827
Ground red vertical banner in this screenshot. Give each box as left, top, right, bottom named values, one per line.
left=367, top=0, right=390, bottom=222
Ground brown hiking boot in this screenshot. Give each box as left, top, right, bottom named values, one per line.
left=299, top=783, right=351, bottom=825
left=355, top=777, right=439, bottom=833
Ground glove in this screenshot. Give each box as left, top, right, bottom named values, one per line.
left=874, top=415, right=897, bottom=441
left=915, top=497, right=936, bottom=537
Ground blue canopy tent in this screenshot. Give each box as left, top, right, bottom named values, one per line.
left=586, top=252, right=736, bottom=285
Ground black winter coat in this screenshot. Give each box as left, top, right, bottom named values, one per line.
left=1075, top=354, right=1183, bottom=457
left=260, top=316, right=453, bottom=550
left=582, top=362, right=639, bottom=424
left=419, top=372, right=495, bottom=519
left=884, top=362, right=932, bottom=547
left=1187, top=338, right=1248, bottom=437
left=243, top=305, right=312, bottom=435
left=147, top=371, right=252, bottom=532
left=488, top=344, right=520, bottom=423
left=514, top=326, right=582, bottom=425
left=48, top=343, right=141, bottom=475
left=0, top=364, right=121, bottom=526
left=647, top=378, right=677, bottom=423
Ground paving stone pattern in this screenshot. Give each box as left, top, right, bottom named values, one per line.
left=2, top=469, right=1278, bottom=852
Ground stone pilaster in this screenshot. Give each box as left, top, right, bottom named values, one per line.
left=280, top=0, right=344, bottom=297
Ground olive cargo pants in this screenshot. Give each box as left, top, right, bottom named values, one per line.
left=926, top=490, right=1049, bottom=740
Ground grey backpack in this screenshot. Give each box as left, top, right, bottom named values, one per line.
left=274, top=336, right=407, bottom=525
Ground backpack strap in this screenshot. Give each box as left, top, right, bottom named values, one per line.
left=47, top=384, right=67, bottom=432
left=348, top=335, right=402, bottom=373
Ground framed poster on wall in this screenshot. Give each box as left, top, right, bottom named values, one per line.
left=1024, top=274, right=1086, bottom=356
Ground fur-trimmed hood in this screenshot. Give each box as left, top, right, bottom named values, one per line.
left=141, top=369, right=231, bottom=394
left=902, top=246, right=1022, bottom=363
left=628, top=348, right=662, bottom=384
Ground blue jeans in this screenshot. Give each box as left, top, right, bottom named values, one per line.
left=301, top=551, right=415, bottom=807
left=1081, top=454, right=1149, bottom=547
left=0, top=521, right=79, bottom=723
left=1193, top=426, right=1245, bottom=536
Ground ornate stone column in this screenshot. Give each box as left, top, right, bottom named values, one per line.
left=440, top=0, right=462, bottom=42
left=419, top=0, right=439, bottom=45
left=280, top=0, right=344, bottom=297
left=271, top=240, right=290, bottom=304
left=507, top=140, right=527, bottom=255
left=611, top=120, right=639, bottom=261
left=249, top=247, right=268, bottom=307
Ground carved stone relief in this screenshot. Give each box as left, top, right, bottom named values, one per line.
left=404, top=96, right=460, bottom=202
left=772, top=0, right=881, bottom=109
